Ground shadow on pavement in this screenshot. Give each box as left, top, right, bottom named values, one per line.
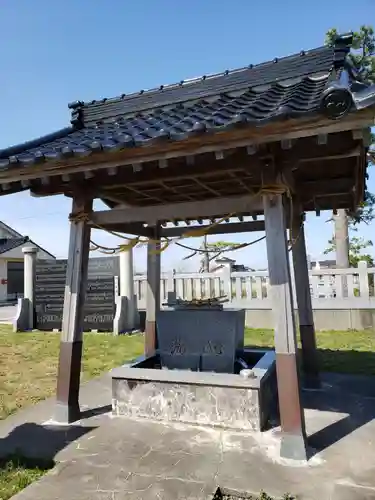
left=80, top=404, right=112, bottom=419
left=0, top=422, right=95, bottom=462
left=303, top=371, right=375, bottom=458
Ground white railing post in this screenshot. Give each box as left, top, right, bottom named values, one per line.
left=132, top=265, right=375, bottom=312
left=166, top=270, right=176, bottom=303
left=358, top=260, right=370, bottom=298
left=222, top=266, right=232, bottom=301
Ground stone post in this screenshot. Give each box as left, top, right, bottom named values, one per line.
left=222, top=265, right=232, bottom=301
left=119, top=245, right=139, bottom=330
left=166, top=270, right=176, bottom=303
left=145, top=225, right=161, bottom=355
left=22, top=245, right=38, bottom=329
left=358, top=260, right=370, bottom=298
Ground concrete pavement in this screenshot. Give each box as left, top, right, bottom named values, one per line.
left=1, top=373, right=375, bottom=499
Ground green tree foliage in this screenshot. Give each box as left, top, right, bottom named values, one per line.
left=183, top=237, right=242, bottom=272
left=326, top=26, right=375, bottom=226
left=324, top=235, right=374, bottom=267
left=326, top=26, right=375, bottom=82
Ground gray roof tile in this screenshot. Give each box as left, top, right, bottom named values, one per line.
left=0, top=34, right=374, bottom=170
left=0, top=237, right=29, bottom=254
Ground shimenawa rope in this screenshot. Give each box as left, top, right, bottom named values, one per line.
left=68, top=183, right=300, bottom=256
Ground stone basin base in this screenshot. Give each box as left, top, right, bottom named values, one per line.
left=111, top=349, right=278, bottom=431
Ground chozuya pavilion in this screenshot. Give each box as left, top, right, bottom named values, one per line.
left=1, top=33, right=374, bottom=460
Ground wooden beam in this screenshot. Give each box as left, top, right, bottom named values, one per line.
left=352, top=127, right=372, bottom=146
left=297, top=177, right=353, bottom=196
left=161, top=220, right=265, bottom=237
left=93, top=222, right=153, bottom=237
left=281, top=139, right=293, bottom=150
left=263, top=193, right=307, bottom=460
left=90, top=194, right=263, bottom=227
left=1, top=108, right=373, bottom=185
left=106, top=166, right=117, bottom=176
left=55, top=195, right=92, bottom=424
left=298, top=146, right=361, bottom=163
left=317, top=134, right=327, bottom=145
left=291, top=213, right=320, bottom=388
left=26, top=140, right=359, bottom=200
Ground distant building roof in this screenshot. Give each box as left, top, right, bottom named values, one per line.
left=311, top=259, right=336, bottom=268
left=215, top=257, right=236, bottom=263
left=0, top=237, right=29, bottom=254
left=0, top=236, right=55, bottom=258
left=0, top=221, right=23, bottom=239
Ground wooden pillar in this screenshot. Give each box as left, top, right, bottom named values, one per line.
left=292, top=215, right=320, bottom=388
left=145, top=225, right=161, bottom=356
left=55, top=196, right=92, bottom=424
left=263, top=194, right=307, bottom=461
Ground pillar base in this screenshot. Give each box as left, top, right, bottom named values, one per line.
left=280, top=431, right=308, bottom=461
left=276, top=352, right=307, bottom=461
left=300, top=324, right=321, bottom=389
left=145, top=320, right=156, bottom=356
left=55, top=341, right=83, bottom=423
left=54, top=402, right=81, bottom=424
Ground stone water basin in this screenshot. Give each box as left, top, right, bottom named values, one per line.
left=111, top=348, right=277, bottom=431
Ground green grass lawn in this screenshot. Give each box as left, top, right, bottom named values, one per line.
left=244, top=328, right=375, bottom=375
left=0, top=455, right=54, bottom=500
left=1, top=325, right=375, bottom=421
left=0, top=326, right=144, bottom=420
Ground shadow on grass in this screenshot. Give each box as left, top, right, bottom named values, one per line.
left=245, top=342, right=375, bottom=377
left=317, top=348, right=375, bottom=377
left=0, top=453, right=54, bottom=500
left=0, top=422, right=97, bottom=499
left=0, top=454, right=54, bottom=471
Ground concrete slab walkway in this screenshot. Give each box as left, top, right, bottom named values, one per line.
left=1, top=373, right=375, bottom=499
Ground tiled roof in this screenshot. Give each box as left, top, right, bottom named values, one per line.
left=0, top=33, right=374, bottom=169
left=0, top=237, right=30, bottom=254
left=0, top=236, right=55, bottom=258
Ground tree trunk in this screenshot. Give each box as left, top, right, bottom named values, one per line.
left=333, top=209, right=350, bottom=268
left=202, top=235, right=210, bottom=272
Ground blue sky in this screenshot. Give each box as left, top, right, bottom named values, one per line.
left=0, top=0, right=374, bottom=271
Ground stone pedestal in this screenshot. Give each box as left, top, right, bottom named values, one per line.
left=156, top=308, right=245, bottom=373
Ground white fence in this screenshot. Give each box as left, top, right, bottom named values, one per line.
left=134, top=261, right=375, bottom=311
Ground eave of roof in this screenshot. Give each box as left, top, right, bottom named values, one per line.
left=0, top=237, right=29, bottom=254
left=0, top=33, right=374, bottom=175
left=0, top=236, right=56, bottom=259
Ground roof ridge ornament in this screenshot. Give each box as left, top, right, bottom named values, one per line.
left=333, top=32, right=354, bottom=48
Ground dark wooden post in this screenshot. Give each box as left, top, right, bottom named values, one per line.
left=55, top=196, right=92, bottom=424
left=292, top=214, right=320, bottom=388
left=263, top=194, right=307, bottom=460
left=145, top=225, right=161, bottom=356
